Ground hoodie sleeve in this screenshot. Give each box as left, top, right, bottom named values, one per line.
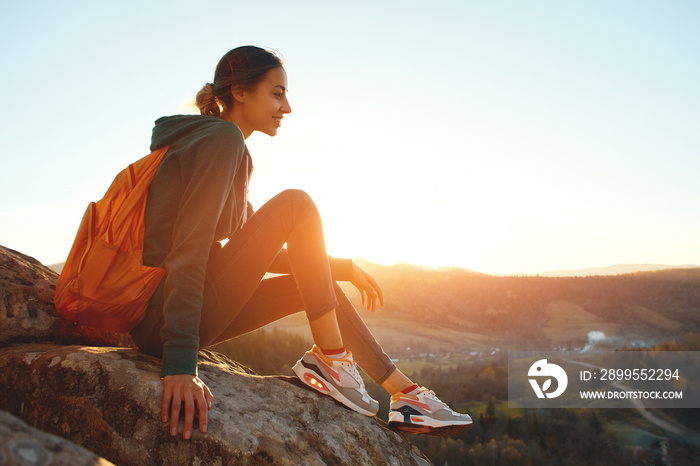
left=158, top=124, right=246, bottom=376
left=268, top=248, right=354, bottom=281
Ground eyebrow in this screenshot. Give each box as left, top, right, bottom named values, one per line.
left=273, top=85, right=287, bottom=92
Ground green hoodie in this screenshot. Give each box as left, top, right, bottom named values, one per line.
left=143, top=115, right=250, bottom=376
left=140, top=114, right=353, bottom=377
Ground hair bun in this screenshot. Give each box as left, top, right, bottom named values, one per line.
left=195, top=82, right=220, bottom=117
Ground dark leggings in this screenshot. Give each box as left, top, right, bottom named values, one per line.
left=131, top=189, right=396, bottom=384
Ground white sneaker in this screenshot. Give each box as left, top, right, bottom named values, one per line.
left=389, top=387, right=473, bottom=435
left=292, top=345, right=379, bottom=417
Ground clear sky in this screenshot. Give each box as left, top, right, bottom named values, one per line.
left=1, top=0, right=699, bottom=275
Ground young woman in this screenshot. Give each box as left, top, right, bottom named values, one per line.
left=129, top=45, right=472, bottom=439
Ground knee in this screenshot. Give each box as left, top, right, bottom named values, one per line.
left=280, top=189, right=317, bottom=212
left=281, top=188, right=313, bottom=204
left=270, top=189, right=322, bottom=229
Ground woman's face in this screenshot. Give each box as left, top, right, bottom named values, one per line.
left=233, top=66, right=291, bottom=138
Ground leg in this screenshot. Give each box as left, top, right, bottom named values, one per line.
left=196, top=192, right=473, bottom=430
left=134, top=189, right=343, bottom=357
left=308, top=309, right=344, bottom=351
left=204, top=273, right=398, bottom=387
left=199, top=189, right=340, bottom=346
left=203, top=270, right=388, bottom=417
left=380, top=368, right=415, bottom=395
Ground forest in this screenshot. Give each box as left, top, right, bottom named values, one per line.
left=214, top=328, right=700, bottom=465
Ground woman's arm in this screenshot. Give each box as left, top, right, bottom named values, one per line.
left=268, top=249, right=353, bottom=280
left=159, top=127, right=245, bottom=377
left=155, top=122, right=247, bottom=439
left=268, top=250, right=383, bottom=312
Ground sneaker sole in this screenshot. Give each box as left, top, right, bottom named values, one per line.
left=292, top=360, right=377, bottom=417
left=388, top=410, right=473, bottom=436
left=388, top=420, right=473, bottom=436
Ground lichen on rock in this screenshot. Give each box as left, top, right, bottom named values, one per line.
left=0, top=410, right=115, bottom=465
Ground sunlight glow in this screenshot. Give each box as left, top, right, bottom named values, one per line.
left=2, top=2, right=699, bottom=274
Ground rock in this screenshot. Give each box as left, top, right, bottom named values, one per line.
left=0, top=410, right=115, bottom=465
left=0, top=246, right=430, bottom=464
left=0, top=246, right=132, bottom=348
left=0, top=344, right=430, bottom=465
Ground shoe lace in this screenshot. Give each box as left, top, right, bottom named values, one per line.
left=348, top=361, right=367, bottom=388
left=420, top=387, right=450, bottom=408
left=328, top=349, right=365, bottom=389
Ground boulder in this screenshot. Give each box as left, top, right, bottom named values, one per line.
left=0, top=410, right=115, bottom=466
left=0, top=246, right=132, bottom=349
left=0, top=344, right=429, bottom=465
left=0, top=246, right=430, bottom=465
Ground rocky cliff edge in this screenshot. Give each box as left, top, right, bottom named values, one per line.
left=0, top=245, right=429, bottom=465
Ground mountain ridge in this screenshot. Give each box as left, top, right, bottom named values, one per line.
left=48, top=259, right=698, bottom=278
left=262, top=262, right=700, bottom=357
left=535, top=263, right=699, bottom=277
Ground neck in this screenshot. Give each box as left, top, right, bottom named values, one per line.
left=222, top=110, right=252, bottom=139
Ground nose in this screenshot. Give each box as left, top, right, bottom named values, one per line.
left=281, top=95, right=292, bottom=114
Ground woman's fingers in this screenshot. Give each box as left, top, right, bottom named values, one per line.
left=194, top=380, right=212, bottom=434
left=362, top=273, right=383, bottom=312
left=182, top=386, right=196, bottom=439
left=369, top=290, right=378, bottom=312
left=373, top=283, right=380, bottom=311
left=204, top=382, right=214, bottom=410
left=162, top=375, right=213, bottom=439
left=169, top=387, right=182, bottom=437
left=161, top=384, right=172, bottom=423
left=351, top=263, right=385, bottom=313
left=367, top=275, right=384, bottom=309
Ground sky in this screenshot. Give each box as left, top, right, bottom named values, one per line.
left=1, top=0, right=699, bottom=275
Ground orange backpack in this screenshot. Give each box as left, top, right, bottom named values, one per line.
left=54, top=146, right=169, bottom=333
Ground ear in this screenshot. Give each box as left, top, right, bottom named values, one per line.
left=230, top=85, right=248, bottom=104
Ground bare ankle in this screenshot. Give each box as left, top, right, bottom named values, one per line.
left=308, top=309, right=344, bottom=349
left=381, top=369, right=415, bottom=395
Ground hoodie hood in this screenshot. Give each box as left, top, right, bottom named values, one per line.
left=150, top=114, right=243, bottom=151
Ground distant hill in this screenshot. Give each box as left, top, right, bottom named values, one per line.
left=537, top=263, right=699, bottom=277
left=47, top=262, right=64, bottom=274
left=267, top=261, right=700, bottom=355
left=49, top=258, right=696, bottom=278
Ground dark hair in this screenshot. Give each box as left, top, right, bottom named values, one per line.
left=196, top=45, right=283, bottom=117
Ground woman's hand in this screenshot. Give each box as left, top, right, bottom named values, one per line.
left=350, top=263, right=384, bottom=313
left=161, top=374, right=214, bottom=440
